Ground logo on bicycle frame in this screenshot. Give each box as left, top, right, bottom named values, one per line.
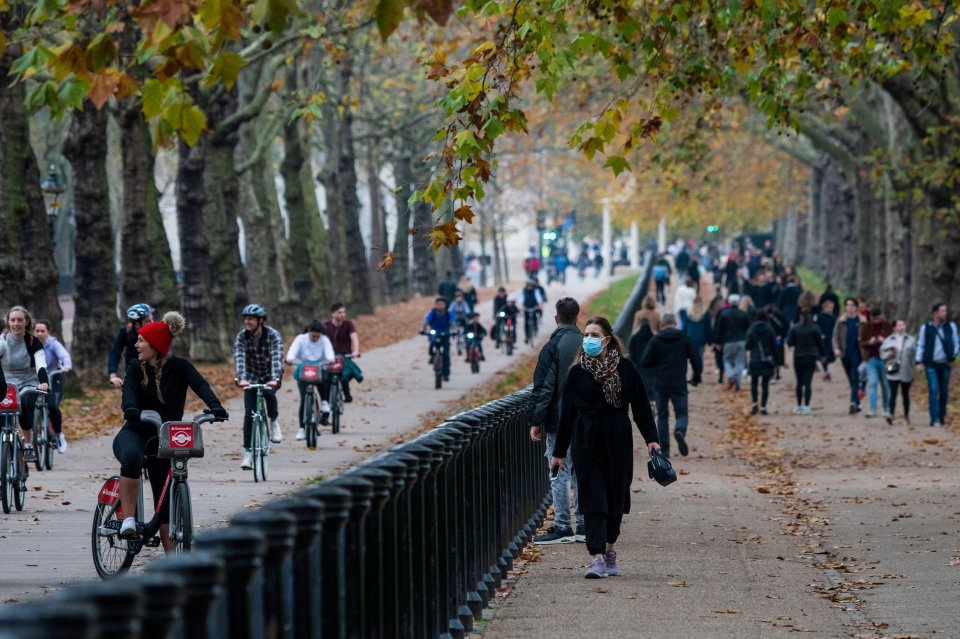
left=169, top=423, right=194, bottom=448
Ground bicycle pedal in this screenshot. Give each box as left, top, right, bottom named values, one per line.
left=144, top=536, right=161, bottom=548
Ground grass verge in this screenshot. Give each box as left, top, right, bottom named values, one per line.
left=796, top=266, right=850, bottom=301
left=585, top=273, right=639, bottom=321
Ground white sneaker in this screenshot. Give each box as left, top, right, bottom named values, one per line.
left=241, top=450, right=253, bottom=469
left=57, top=433, right=67, bottom=454
left=802, top=406, right=812, bottom=415
left=270, top=420, right=282, bottom=443
left=792, top=406, right=803, bottom=415
left=119, top=517, right=139, bottom=540
left=296, top=428, right=306, bottom=441
left=320, top=400, right=331, bottom=413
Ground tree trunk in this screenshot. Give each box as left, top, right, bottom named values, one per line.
left=0, top=22, right=62, bottom=331
left=366, top=139, right=390, bottom=302
left=388, top=152, right=415, bottom=299
left=411, top=198, right=438, bottom=296
left=491, top=218, right=502, bottom=286
left=62, top=105, right=116, bottom=381
left=118, top=102, right=179, bottom=314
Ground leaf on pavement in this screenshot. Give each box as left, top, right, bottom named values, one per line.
left=592, top=586, right=607, bottom=593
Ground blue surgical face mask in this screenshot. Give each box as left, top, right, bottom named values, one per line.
left=583, top=336, right=605, bottom=357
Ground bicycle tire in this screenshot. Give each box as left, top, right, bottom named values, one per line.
left=1, top=440, right=11, bottom=514
left=506, top=339, right=514, bottom=356
left=44, top=432, right=54, bottom=471
left=32, top=407, right=45, bottom=473
left=330, top=383, right=341, bottom=435
left=171, top=482, right=193, bottom=554
left=91, top=501, right=135, bottom=579
left=305, top=390, right=318, bottom=449
left=252, top=415, right=263, bottom=483
left=13, top=441, right=25, bottom=512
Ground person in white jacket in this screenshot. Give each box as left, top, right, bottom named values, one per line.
left=674, top=276, right=697, bottom=329
left=880, top=320, right=916, bottom=425
left=285, top=320, right=335, bottom=440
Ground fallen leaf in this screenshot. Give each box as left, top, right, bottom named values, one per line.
left=667, top=581, right=688, bottom=588
left=757, top=486, right=771, bottom=494
left=713, top=609, right=740, bottom=614
left=592, top=587, right=607, bottom=593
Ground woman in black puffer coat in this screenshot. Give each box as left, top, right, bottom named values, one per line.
left=746, top=310, right=777, bottom=415
left=786, top=309, right=826, bottom=415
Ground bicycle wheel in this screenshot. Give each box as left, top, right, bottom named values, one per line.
left=330, top=383, right=341, bottom=434
left=91, top=502, right=135, bottom=578
left=305, top=390, right=318, bottom=449
left=1, top=440, right=11, bottom=514
left=32, top=408, right=45, bottom=472
left=13, top=441, right=26, bottom=511
left=252, top=416, right=263, bottom=483
left=506, top=335, right=514, bottom=356
left=170, top=482, right=193, bottom=554
left=44, top=431, right=54, bottom=471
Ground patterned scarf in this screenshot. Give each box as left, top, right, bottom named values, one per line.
left=579, top=347, right=622, bottom=407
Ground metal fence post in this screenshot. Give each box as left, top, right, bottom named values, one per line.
left=261, top=497, right=325, bottom=639
left=0, top=601, right=97, bottom=639
left=146, top=553, right=226, bottom=639
left=195, top=527, right=267, bottom=639
left=326, top=475, right=374, bottom=639
left=54, top=579, right=145, bottom=638
left=299, top=484, right=351, bottom=639
left=134, top=572, right=188, bottom=639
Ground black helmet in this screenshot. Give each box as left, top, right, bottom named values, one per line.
left=125, top=303, right=155, bottom=321
left=647, top=450, right=677, bottom=487
left=241, top=304, right=267, bottom=318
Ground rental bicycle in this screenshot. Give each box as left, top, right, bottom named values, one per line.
left=423, top=330, right=451, bottom=389
left=31, top=387, right=55, bottom=472
left=326, top=355, right=351, bottom=434
left=496, top=312, right=516, bottom=356
left=245, top=383, right=272, bottom=482
left=298, top=362, right=324, bottom=449
left=1, top=384, right=27, bottom=514
left=465, top=331, right=482, bottom=374
left=91, top=410, right=224, bottom=578
left=523, top=307, right=540, bottom=345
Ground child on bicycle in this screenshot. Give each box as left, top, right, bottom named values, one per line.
left=463, top=312, right=487, bottom=361
left=114, top=311, right=227, bottom=548
left=421, top=297, right=456, bottom=381
left=285, top=320, right=335, bottom=441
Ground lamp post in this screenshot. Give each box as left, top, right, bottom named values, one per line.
left=40, top=164, right=65, bottom=242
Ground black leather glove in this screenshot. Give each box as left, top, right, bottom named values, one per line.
left=210, top=406, right=229, bottom=419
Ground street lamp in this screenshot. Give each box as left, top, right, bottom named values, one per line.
left=40, top=164, right=65, bottom=239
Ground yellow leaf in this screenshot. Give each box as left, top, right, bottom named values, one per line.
left=377, top=251, right=394, bottom=271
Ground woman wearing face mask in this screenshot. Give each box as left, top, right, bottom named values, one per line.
left=550, top=316, right=661, bottom=579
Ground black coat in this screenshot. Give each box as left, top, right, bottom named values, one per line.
left=530, top=324, right=584, bottom=433
left=787, top=323, right=825, bottom=361
left=778, top=285, right=802, bottom=324
left=628, top=325, right=658, bottom=402
left=122, top=356, right=224, bottom=425
left=716, top=307, right=750, bottom=344
left=745, top=320, right=777, bottom=376
left=639, top=327, right=703, bottom=393
left=552, top=360, right=658, bottom=516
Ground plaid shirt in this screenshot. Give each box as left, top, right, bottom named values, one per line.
left=233, top=325, right=283, bottom=382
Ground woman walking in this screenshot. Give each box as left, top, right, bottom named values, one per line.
left=707, top=295, right=725, bottom=384
left=628, top=319, right=658, bottom=408
left=550, top=317, right=660, bottom=579
left=787, top=309, right=825, bottom=414
left=880, top=320, right=916, bottom=425
left=815, top=301, right=838, bottom=380
left=745, top=310, right=777, bottom=415
left=684, top=296, right=710, bottom=364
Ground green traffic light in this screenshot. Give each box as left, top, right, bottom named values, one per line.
left=707, top=225, right=719, bottom=232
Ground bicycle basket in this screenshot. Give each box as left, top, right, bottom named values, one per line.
left=0, top=384, right=19, bottom=415
left=158, top=421, right=205, bottom=458
left=300, top=364, right=322, bottom=384
left=328, top=357, right=344, bottom=373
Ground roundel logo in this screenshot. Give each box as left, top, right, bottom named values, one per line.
left=170, top=424, right=194, bottom=448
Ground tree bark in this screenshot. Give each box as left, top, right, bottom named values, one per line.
left=387, top=152, right=415, bottom=299
left=0, top=19, right=62, bottom=331
left=62, top=105, right=115, bottom=381
left=366, top=139, right=391, bottom=302
left=118, top=103, right=179, bottom=314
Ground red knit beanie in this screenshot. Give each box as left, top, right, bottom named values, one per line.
left=138, top=311, right=185, bottom=356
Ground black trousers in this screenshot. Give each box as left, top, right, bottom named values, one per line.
left=750, top=373, right=771, bottom=407
left=888, top=380, right=911, bottom=417
left=794, top=357, right=817, bottom=406
left=243, top=385, right=278, bottom=449
left=112, top=422, right=170, bottom=524
left=17, top=389, right=57, bottom=434
left=584, top=512, right=624, bottom=555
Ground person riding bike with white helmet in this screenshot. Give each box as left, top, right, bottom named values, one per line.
left=108, top=303, right=155, bottom=388
left=233, top=304, right=284, bottom=469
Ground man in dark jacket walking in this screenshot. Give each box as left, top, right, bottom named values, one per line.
left=716, top=293, right=750, bottom=391
left=640, top=312, right=702, bottom=458
left=530, top=297, right=585, bottom=543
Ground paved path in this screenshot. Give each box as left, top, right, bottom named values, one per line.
left=481, top=276, right=960, bottom=638
left=0, top=272, right=615, bottom=603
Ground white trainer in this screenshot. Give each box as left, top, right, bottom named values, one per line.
left=320, top=401, right=331, bottom=413
left=241, top=450, right=253, bottom=469
left=57, top=433, right=67, bottom=454
left=270, top=420, right=283, bottom=443
left=119, top=517, right=139, bottom=540
left=296, top=428, right=306, bottom=441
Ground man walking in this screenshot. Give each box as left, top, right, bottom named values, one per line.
left=832, top=298, right=863, bottom=414
left=915, top=303, right=959, bottom=426
left=859, top=308, right=893, bottom=418
left=716, top=293, right=749, bottom=391
left=530, top=298, right=584, bottom=543
left=641, top=312, right=702, bottom=458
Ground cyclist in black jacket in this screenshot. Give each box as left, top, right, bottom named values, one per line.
left=108, top=303, right=155, bottom=388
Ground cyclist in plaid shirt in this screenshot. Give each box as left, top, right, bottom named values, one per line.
left=233, top=304, right=284, bottom=470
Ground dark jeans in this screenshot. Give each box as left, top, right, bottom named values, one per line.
left=429, top=336, right=451, bottom=377
left=714, top=347, right=724, bottom=382
left=113, top=422, right=170, bottom=524
left=794, top=357, right=817, bottom=406
left=49, top=373, right=63, bottom=434
left=583, top=511, right=624, bottom=555
left=750, top=374, right=771, bottom=407
left=924, top=363, right=951, bottom=424
left=888, top=380, right=911, bottom=419
left=656, top=390, right=688, bottom=456
left=841, top=355, right=861, bottom=406
left=243, top=385, right=278, bottom=449
left=655, top=279, right=667, bottom=304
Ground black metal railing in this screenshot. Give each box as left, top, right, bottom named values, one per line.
left=612, top=249, right=656, bottom=344
left=0, top=386, right=548, bottom=639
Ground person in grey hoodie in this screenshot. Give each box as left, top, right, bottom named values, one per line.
left=530, top=297, right=585, bottom=544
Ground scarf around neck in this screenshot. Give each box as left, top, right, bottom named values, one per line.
left=580, top=347, right=622, bottom=407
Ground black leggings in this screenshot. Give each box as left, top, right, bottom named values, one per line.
left=16, top=389, right=57, bottom=434
left=243, top=385, right=278, bottom=449
left=583, top=512, right=624, bottom=555
left=794, top=357, right=817, bottom=406
left=888, top=380, right=911, bottom=417
left=750, top=374, right=771, bottom=407
left=112, top=422, right=170, bottom=524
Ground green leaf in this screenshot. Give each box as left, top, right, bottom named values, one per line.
left=203, top=50, right=246, bottom=89
left=481, top=117, right=504, bottom=140
left=142, top=79, right=166, bottom=120
left=375, top=0, right=405, bottom=42
left=163, top=102, right=208, bottom=147
left=9, top=46, right=54, bottom=80
left=57, top=78, right=89, bottom=111
left=603, top=155, right=631, bottom=177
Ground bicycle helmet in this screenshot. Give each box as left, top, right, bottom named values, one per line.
left=241, top=303, right=267, bottom=318
left=125, top=303, right=155, bottom=321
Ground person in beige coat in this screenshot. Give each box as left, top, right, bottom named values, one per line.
left=632, top=296, right=661, bottom=334
left=880, top=320, right=916, bottom=424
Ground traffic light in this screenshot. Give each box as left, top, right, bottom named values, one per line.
left=707, top=225, right=719, bottom=233
left=542, top=231, right=557, bottom=241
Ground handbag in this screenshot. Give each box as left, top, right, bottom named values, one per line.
left=885, top=359, right=900, bottom=375
left=647, top=449, right=677, bottom=487
left=757, top=340, right=775, bottom=367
